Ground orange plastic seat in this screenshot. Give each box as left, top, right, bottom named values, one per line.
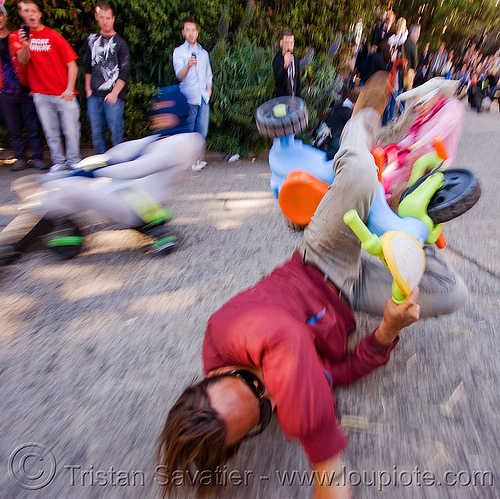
left=278, top=170, right=330, bottom=226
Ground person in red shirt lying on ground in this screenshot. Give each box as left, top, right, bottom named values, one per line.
left=157, top=72, right=467, bottom=499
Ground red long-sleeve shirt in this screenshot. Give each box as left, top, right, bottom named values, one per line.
left=202, top=254, right=398, bottom=464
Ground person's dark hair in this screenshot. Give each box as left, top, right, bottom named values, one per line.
left=345, top=85, right=360, bottom=104
left=378, top=39, right=393, bottom=65
left=408, top=24, right=420, bottom=36
left=157, top=378, right=240, bottom=497
left=96, top=1, right=113, bottom=14
left=280, top=29, right=293, bottom=40
left=181, top=17, right=197, bottom=30
left=18, top=0, right=39, bottom=10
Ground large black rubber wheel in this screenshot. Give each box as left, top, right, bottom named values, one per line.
left=255, top=97, right=308, bottom=138
left=427, top=168, right=481, bottom=224
left=46, top=218, right=84, bottom=259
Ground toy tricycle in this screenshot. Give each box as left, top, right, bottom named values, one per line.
left=255, top=96, right=481, bottom=301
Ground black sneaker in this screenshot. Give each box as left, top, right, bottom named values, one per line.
left=9, top=159, right=28, bottom=171
left=150, top=234, right=179, bottom=255
left=30, top=158, right=49, bottom=170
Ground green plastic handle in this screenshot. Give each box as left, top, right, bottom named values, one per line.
left=407, top=151, right=443, bottom=187
left=391, top=280, right=409, bottom=304
left=344, top=210, right=410, bottom=304
left=344, top=210, right=382, bottom=256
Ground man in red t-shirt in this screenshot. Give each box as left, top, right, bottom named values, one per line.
left=17, top=0, right=80, bottom=171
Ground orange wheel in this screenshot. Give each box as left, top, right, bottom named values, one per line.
left=278, top=171, right=329, bottom=226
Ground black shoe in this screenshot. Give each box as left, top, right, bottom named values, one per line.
left=149, top=234, right=179, bottom=255
left=30, top=158, right=49, bottom=170
left=134, top=221, right=179, bottom=255
left=9, top=159, right=28, bottom=171
left=0, top=244, right=22, bottom=265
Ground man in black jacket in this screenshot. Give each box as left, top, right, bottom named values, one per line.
left=272, top=31, right=301, bottom=98
left=84, top=1, right=131, bottom=154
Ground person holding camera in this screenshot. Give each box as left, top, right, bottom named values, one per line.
left=173, top=17, right=212, bottom=171
left=16, top=0, right=80, bottom=172
left=0, top=4, right=45, bottom=171
left=273, top=30, right=301, bottom=98
left=84, top=2, right=130, bottom=154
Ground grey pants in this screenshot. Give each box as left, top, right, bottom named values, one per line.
left=33, top=93, right=81, bottom=168
left=298, top=109, right=467, bottom=317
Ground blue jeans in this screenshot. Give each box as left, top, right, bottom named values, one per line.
left=33, top=93, right=81, bottom=167
left=0, top=92, right=44, bottom=161
left=87, top=95, right=125, bottom=154
left=187, top=99, right=210, bottom=138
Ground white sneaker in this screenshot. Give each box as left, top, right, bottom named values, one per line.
left=191, top=160, right=208, bottom=172
left=49, top=164, right=69, bottom=172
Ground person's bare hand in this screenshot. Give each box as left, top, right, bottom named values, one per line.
left=105, top=92, right=118, bottom=104
left=187, top=55, right=197, bottom=68
left=18, top=30, right=30, bottom=48
left=376, top=287, right=420, bottom=344
left=284, top=52, right=293, bottom=68
left=60, top=89, right=74, bottom=101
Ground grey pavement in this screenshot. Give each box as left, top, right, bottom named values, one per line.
left=0, top=105, right=499, bottom=499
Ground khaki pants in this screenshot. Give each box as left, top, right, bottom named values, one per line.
left=299, top=109, right=467, bottom=317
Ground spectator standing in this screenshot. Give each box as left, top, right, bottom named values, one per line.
left=272, top=30, right=301, bottom=98
left=402, top=24, right=420, bottom=90
left=84, top=2, right=130, bottom=154
left=353, top=18, right=363, bottom=55
left=441, top=50, right=454, bottom=77
left=456, top=63, right=471, bottom=96
left=0, top=4, right=45, bottom=171
left=467, top=67, right=485, bottom=112
left=173, top=18, right=212, bottom=171
left=414, top=42, right=430, bottom=87
left=313, top=86, right=359, bottom=161
left=373, top=10, right=395, bottom=46
left=17, top=0, right=80, bottom=172
left=358, top=40, right=393, bottom=85
left=387, top=17, right=408, bottom=48
left=383, top=17, right=408, bottom=123
left=428, top=42, right=447, bottom=79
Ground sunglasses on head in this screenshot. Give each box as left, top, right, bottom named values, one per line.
left=213, top=369, right=273, bottom=438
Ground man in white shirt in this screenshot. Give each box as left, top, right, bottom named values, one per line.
left=173, top=18, right=212, bottom=171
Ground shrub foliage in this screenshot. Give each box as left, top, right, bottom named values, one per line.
left=1, top=0, right=497, bottom=153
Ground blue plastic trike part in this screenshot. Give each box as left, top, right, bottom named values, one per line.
left=367, top=185, right=430, bottom=244
left=269, top=135, right=335, bottom=199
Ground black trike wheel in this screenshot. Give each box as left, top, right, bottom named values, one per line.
left=46, top=219, right=84, bottom=260
left=427, top=168, right=481, bottom=224
left=255, top=97, right=308, bottom=138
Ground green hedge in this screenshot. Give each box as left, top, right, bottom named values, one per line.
left=1, top=0, right=349, bottom=154
left=1, top=0, right=496, bottom=154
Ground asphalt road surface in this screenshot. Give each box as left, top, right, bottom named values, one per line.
left=0, top=105, right=499, bottom=499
